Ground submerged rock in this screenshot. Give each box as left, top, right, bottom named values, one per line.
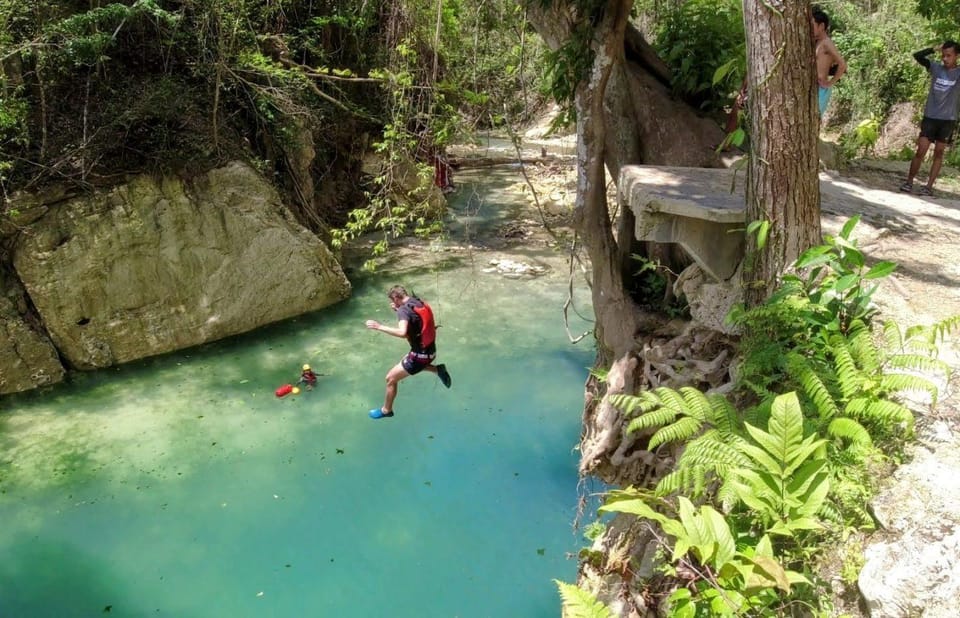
left=10, top=161, right=350, bottom=370
left=483, top=257, right=548, bottom=278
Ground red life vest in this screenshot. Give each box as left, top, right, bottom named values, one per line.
left=406, top=298, right=436, bottom=349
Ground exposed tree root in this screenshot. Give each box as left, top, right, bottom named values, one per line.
left=580, top=321, right=737, bottom=487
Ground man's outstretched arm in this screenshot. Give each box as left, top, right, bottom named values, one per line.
left=366, top=319, right=408, bottom=338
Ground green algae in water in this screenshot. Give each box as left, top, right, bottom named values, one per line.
left=0, top=173, right=597, bottom=617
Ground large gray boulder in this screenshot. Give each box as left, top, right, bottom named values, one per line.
left=11, top=161, right=350, bottom=370
left=858, top=423, right=960, bottom=617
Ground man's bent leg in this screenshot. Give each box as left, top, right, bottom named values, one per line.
left=383, top=363, right=410, bottom=412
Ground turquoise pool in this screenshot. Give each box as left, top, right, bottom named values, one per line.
left=0, top=168, right=596, bottom=617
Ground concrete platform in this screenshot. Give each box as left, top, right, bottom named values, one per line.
left=619, top=165, right=745, bottom=281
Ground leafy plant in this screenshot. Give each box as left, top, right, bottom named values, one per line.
left=555, top=580, right=614, bottom=618
left=653, top=0, right=745, bottom=110
left=601, top=487, right=812, bottom=616
left=727, top=392, right=831, bottom=535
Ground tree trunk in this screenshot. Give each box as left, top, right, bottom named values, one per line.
left=742, top=0, right=822, bottom=306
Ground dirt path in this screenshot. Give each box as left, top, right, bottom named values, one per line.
left=826, top=159, right=960, bottom=327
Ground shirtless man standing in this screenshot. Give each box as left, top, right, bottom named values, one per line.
left=812, top=8, right=847, bottom=118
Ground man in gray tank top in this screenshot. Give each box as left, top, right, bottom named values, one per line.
left=900, top=41, right=960, bottom=197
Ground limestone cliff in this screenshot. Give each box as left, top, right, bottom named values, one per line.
left=2, top=161, right=350, bottom=385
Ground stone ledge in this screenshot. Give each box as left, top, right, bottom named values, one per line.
left=619, top=165, right=745, bottom=281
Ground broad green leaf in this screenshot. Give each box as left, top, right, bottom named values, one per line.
left=668, top=589, right=696, bottom=618
left=840, top=215, right=861, bottom=239
left=785, top=459, right=827, bottom=497
left=864, top=260, right=897, bottom=279
left=755, top=535, right=774, bottom=557
left=599, top=498, right=669, bottom=528
left=703, top=506, right=736, bottom=568
left=795, top=474, right=831, bottom=518
left=768, top=391, right=804, bottom=459
left=783, top=435, right=829, bottom=476
left=739, top=436, right=784, bottom=476
left=710, top=592, right=738, bottom=616
left=678, top=497, right=709, bottom=548
left=785, top=571, right=813, bottom=586
left=767, top=521, right=795, bottom=537
left=834, top=273, right=860, bottom=292
left=730, top=478, right=777, bottom=516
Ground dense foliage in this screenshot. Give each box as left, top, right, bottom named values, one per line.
left=644, top=0, right=945, bottom=145
left=560, top=219, right=958, bottom=615
left=0, top=0, right=545, bottom=236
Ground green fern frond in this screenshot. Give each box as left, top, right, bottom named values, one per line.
left=555, top=581, right=615, bottom=618
left=716, top=477, right=740, bottom=513
left=904, top=315, right=960, bottom=345
left=656, top=464, right=711, bottom=497
left=885, top=354, right=951, bottom=380
left=786, top=353, right=840, bottom=422
left=879, top=373, right=940, bottom=405
left=653, top=387, right=689, bottom=416
left=899, top=338, right=940, bottom=356
left=846, top=397, right=915, bottom=432
left=649, top=417, right=703, bottom=449
left=921, top=314, right=960, bottom=345
left=832, top=343, right=863, bottom=400
left=881, top=321, right=903, bottom=351
left=903, top=323, right=927, bottom=341
left=627, top=408, right=679, bottom=434
left=817, top=501, right=843, bottom=525
left=678, top=432, right=753, bottom=471
left=848, top=327, right=881, bottom=374
left=743, top=399, right=772, bottom=430
left=679, top=386, right=712, bottom=423
left=707, top=394, right=739, bottom=437
left=827, top=417, right=873, bottom=447
left=609, top=392, right=659, bottom=416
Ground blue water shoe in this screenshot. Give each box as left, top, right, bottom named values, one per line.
left=369, top=408, right=394, bottom=419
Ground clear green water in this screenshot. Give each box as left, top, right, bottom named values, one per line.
left=0, top=168, right=595, bottom=617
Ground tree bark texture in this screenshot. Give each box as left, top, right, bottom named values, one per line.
left=526, top=1, right=727, bottom=480
left=742, top=0, right=822, bottom=306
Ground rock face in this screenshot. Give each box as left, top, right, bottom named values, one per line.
left=858, top=424, right=960, bottom=617
left=0, top=273, right=65, bottom=394
left=10, top=161, right=350, bottom=370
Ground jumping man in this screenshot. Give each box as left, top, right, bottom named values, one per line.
left=364, top=285, right=451, bottom=419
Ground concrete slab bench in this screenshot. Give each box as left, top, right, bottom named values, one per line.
left=618, top=165, right=745, bottom=281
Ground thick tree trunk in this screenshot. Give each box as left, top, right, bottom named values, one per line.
left=742, top=0, right=822, bottom=305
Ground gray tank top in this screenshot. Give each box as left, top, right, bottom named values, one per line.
left=924, top=62, right=960, bottom=120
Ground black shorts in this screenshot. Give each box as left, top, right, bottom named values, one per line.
left=401, top=351, right=435, bottom=375
left=920, top=117, right=956, bottom=143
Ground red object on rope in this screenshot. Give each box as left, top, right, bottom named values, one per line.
left=275, top=384, right=293, bottom=397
